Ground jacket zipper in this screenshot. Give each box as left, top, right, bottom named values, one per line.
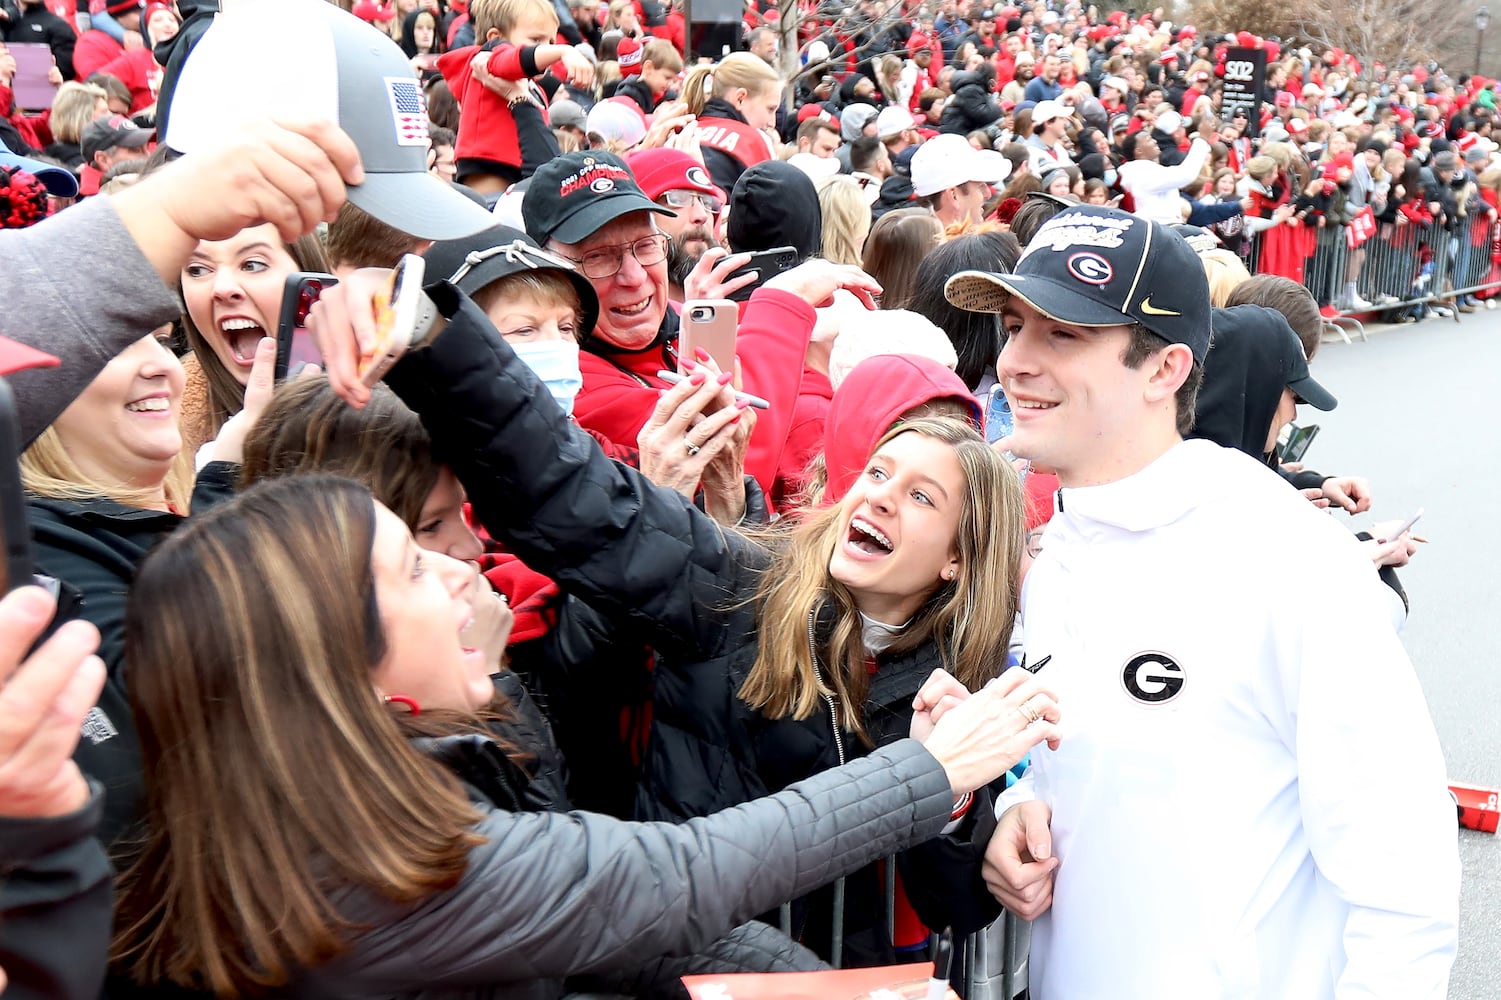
left=807, top=608, right=845, bottom=766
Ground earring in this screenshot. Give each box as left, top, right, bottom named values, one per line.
left=944, top=569, right=956, bottom=581
left=384, top=694, right=422, bottom=716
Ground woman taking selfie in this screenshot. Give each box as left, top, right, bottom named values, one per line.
left=177, top=222, right=328, bottom=453
left=111, top=475, right=1058, bottom=996
left=315, top=273, right=1036, bottom=964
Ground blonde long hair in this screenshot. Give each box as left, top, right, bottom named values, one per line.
left=740, top=417, right=1024, bottom=740
left=816, top=176, right=873, bottom=267
left=22, top=416, right=194, bottom=513
left=683, top=52, right=780, bottom=117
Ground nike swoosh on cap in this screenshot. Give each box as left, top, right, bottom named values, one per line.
left=1139, top=297, right=1181, bottom=316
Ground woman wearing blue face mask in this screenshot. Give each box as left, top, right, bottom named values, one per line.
left=422, top=228, right=760, bottom=527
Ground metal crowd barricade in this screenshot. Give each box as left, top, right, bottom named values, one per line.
left=775, top=857, right=1031, bottom=999
left=1247, top=212, right=1500, bottom=328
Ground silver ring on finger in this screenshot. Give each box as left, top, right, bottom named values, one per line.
left=684, top=438, right=701, bottom=456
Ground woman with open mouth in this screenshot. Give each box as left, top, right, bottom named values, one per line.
left=177, top=222, right=328, bottom=454
left=307, top=276, right=1047, bottom=968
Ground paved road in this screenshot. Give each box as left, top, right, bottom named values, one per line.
left=1308, top=310, right=1500, bottom=999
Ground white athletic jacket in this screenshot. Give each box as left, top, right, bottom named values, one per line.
left=1000, top=439, right=1459, bottom=1000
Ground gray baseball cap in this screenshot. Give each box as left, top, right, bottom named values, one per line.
left=165, top=0, right=494, bottom=240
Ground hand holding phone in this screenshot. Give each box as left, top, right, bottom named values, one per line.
left=361, top=254, right=440, bottom=386
left=678, top=299, right=738, bottom=374
left=275, top=272, right=338, bottom=381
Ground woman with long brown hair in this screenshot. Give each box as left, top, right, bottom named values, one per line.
left=308, top=276, right=1038, bottom=965
left=111, top=474, right=1056, bottom=997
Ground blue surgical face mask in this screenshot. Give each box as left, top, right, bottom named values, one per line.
left=510, top=340, right=583, bottom=417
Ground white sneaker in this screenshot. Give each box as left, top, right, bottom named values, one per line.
left=1487, top=299, right=1497, bottom=310
left=1347, top=292, right=1376, bottom=310
left=1433, top=306, right=1453, bottom=317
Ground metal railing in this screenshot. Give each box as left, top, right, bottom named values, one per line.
left=1246, top=210, right=1500, bottom=328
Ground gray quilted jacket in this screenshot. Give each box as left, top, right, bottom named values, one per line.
left=295, top=739, right=953, bottom=998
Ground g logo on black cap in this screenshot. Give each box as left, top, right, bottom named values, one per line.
left=1066, top=252, right=1113, bottom=285
left=590, top=177, right=616, bottom=193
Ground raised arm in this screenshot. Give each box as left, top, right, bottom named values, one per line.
left=382, top=281, right=764, bottom=661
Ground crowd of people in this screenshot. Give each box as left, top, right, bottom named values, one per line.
left=0, top=0, right=1474, bottom=997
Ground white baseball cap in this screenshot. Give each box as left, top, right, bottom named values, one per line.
left=165, top=0, right=495, bottom=240
left=910, top=134, right=1011, bottom=197
left=875, top=105, right=917, bottom=139
left=1032, top=99, right=1075, bottom=125
left=1154, top=109, right=1184, bottom=134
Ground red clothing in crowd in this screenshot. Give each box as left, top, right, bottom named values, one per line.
left=71, top=29, right=125, bottom=83
left=96, top=48, right=162, bottom=114
left=573, top=288, right=814, bottom=495
left=437, top=40, right=551, bottom=180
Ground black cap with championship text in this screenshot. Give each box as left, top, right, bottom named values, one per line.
left=944, top=204, right=1213, bottom=362
left=524, top=150, right=673, bottom=247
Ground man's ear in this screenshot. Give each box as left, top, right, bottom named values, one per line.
left=1142, top=341, right=1194, bottom=405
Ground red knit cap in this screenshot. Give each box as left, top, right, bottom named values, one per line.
left=617, top=36, right=643, bottom=76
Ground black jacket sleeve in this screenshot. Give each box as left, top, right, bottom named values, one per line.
left=0, top=784, right=113, bottom=1000
left=383, top=282, right=765, bottom=664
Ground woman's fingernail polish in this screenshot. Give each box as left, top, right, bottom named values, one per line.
left=717, top=371, right=734, bottom=385
left=734, top=397, right=752, bottom=409
left=695, top=346, right=711, bottom=362
left=690, top=372, right=707, bottom=385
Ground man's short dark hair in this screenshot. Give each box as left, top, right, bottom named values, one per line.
left=797, top=117, right=840, bottom=146
left=850, top=135, right=883, bottom=174
left=1122, top=324, right=1202, bottom=435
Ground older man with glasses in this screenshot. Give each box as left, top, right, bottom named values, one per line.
left=524, top=149, right=880, bottom=494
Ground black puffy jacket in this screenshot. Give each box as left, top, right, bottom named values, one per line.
left=29, top=463, right=238, bottom=847
left=384, top=283, right=1004, bottom=966
left=940, top=71, right=1002, bottom=135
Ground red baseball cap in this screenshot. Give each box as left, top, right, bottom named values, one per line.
left=624, top=148, right=726, bottom=203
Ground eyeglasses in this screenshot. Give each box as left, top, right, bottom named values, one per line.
left=658, top=189, right=723, bottom=214
left=555, top=233, right=669, bottom=280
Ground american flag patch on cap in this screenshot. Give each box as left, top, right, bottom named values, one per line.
left=385, top=76, right=430, bottom=147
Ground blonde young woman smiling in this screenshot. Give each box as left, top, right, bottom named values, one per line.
left=21, top=327, right=214, bottom=845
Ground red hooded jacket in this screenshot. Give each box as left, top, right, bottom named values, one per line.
left=573, top=287, right=814, bottom=495
left=820, top=354, right=980, bottom=505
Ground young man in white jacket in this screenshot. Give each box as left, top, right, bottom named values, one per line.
left=942, top=206, right=1460, bottom=1000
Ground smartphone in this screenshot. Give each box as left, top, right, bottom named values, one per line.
left=275, top=272, right=338, bottom=381
left=679, top=299, right=739, bottom=374
left=362, top=254, right=437, bottom=386
left=724, top=246, right=799, bottom=303
left=0, top=380, right=34, bottom=596
left=1279, top=422, right=1319, bottom=464
left=1379, top=507, right=1424, bottom=543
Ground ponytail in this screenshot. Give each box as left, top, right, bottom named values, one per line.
left=683, top=64, right=715, bottom=116
left=683, top=52, right=780, bottom=118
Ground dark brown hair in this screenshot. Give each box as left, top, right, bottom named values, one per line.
left=240, top=378, right=442, bottom=529
left=113, top=476, right=484, bottom=994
